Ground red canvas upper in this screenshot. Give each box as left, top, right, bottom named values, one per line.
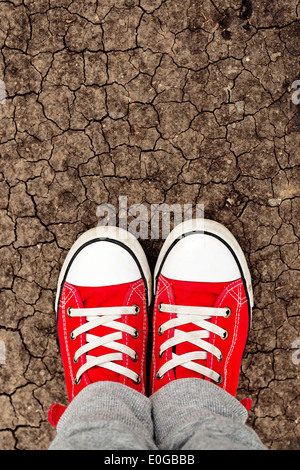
left=57, top=278, right=148, bottom=402
left=49, top=277, right=148, bottom=426
left=151, top=274, right=250, bottom=397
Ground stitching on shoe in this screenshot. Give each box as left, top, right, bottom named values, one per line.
left=62, top=283, right=89, bottom=398
left=207, top=279, right=244, bottom=386
left=122, top=279, right=147, bottom=394
left=152, top=276, right=173, bottom=390
left=61, top=286, right=75, bottom=398
left=223, top=281, right=243, bottom=390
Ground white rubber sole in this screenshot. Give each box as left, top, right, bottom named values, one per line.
left=154, top=218, right=254, bottom=314
left=55, top=226, right=152, bottom=313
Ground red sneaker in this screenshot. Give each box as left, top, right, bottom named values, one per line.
left=48, top=226, right=151, bottom=426
left=150, top=219, right=253, bottom=401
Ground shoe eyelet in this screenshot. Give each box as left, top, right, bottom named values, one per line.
left=132, top=328, right=139, bottom=339
left=216, top=374, right=223, bottom=384
left=158, top=349, right=164, bottom=358
left=133, top=304, right=140, bottom=315
left=222, top=330, right=228, bottom=340
left=70, top=331, right=76, bottom=340
left=225, top=307, right=231, bottom=318
left=67, top=307, right=72, bottom=317
left=158, top=326, right=163, bottom=336
left=217, top=353, right=223, bottom=362
left=132, top=374, right=141, bottom=385
left=132, top=352, right=138, bottom=362
left=74, top=376, right=81, bottom=386
left=73, top=355, right=78, bottom=364
left=156, top=371, right=164, bottom=380
left=158, top=302, right=163, bottom=312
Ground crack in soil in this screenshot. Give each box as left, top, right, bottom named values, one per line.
left=0, top=0, right=299, bottom=450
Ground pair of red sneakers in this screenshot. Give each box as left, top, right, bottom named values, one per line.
left=49, top=219, right=253, bottom=426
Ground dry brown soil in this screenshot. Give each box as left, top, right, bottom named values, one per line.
left=0, top=0, right=299, bottom=450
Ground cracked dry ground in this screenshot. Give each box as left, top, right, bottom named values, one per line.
left=0, top=0, right=299, bottom=451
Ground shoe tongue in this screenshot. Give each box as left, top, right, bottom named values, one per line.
left=169, top=279, right=232, bottom=380
left=75, top=283, right=132, bottom=384
left=77, top=283, right=131, bottom=308
left=172, top=279, right=230, bottom=307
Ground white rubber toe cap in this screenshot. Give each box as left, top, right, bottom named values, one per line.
left=160, top=233, right=241, bottom=283
left=55, top=226, right=152, bottom=312
left=65, top=240, right=141, bottom=287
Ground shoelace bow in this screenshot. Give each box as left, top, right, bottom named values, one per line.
left=68, top=305, right=141, bottom=386
left=156, top=303, right=231, bottom=384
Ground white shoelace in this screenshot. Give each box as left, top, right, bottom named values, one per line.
left=68, top=305, right=141, bottom=386
left=156, top=303, right=231, bottom=384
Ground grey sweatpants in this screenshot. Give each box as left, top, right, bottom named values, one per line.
left=49, top=378, right=267, bottom=450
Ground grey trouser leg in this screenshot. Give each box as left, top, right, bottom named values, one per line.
left=151, top=378, right=267, bottom=450
left=49, top=379, right=267, bottom=450
left=49, top=382, right=156, bottom=450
